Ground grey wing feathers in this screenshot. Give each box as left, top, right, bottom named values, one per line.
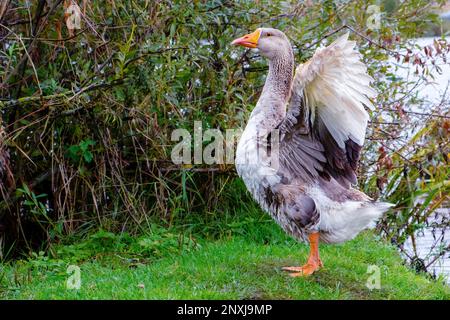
left=274, top=90, right=327, bottom=183
left=314, top=118, right=361, bottom=187
left=272, top=84, right=362, bottom=188
left=272, top=32, right=374, bottom=189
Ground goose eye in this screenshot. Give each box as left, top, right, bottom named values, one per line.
left=266, top=33, right=272, bottom=37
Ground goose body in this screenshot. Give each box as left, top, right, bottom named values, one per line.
left=232, top=28, right=392, bottom=276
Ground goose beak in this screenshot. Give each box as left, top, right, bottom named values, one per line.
left=231, top=29, right=261, bottom=48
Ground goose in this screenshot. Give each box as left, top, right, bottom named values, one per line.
left=232, top=28, right=392, bottom=276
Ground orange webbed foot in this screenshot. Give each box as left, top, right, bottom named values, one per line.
left=282, top=259, right=322, bottom=277
left=283, top=233, right=322, bottom=277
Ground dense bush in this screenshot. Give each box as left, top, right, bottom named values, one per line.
left=0, top=0, right=449, bottom=271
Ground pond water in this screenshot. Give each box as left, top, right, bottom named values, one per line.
left=404, top=209, right=450, bottom=284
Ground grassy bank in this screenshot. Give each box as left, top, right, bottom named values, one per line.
left=1, top=215, right=449, bottom=299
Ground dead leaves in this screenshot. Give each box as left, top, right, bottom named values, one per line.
left=376, top=146, right=394, bottom=191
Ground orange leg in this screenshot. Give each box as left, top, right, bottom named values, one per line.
left=282, top=232, right=323, bottom=277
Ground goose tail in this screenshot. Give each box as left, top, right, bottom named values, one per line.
left=317, top=200, right=394, bottom=244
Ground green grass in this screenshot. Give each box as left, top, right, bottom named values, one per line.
left=1, top=216, right=449, bottom=299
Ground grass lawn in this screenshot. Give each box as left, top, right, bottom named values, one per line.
left=1, top=222, right=449, bottom=299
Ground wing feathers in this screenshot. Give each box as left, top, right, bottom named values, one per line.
left=269, top=33, right=374, bottom=188
left=290, top=32, right=375, bottom=186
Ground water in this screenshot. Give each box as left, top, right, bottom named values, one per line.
left=392, top=37, right=450, bottom=107
left=404, top=209, right=450, bottom=283
left=394, top=37, right=450, bottom=283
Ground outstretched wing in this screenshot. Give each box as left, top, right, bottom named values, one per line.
left=276, top=32, right=375, bottom=187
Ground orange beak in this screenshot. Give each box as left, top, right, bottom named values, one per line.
left=231, top=29, right=261, bottom=48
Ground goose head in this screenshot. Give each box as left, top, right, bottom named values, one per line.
left=231, top=27, right=291, bottom=60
